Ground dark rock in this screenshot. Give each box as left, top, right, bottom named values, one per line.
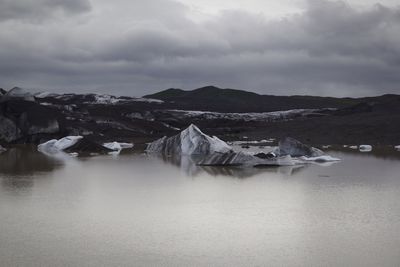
left=254, top=152, right=276, bottom=159
left=64, top=138, right=114, bottom=155
left=0, top=115, right=21, bottom=142
left=0, top=87, right=35, bottom=102
left=0, top=100, right=63, bottom=144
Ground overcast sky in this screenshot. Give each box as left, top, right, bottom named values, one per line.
left=0, top=0, right=399, bottom=97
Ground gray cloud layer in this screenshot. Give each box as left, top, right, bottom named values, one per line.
left=0, top=0, right=399, bottom=96
left=0, top=0, right=91, bottom=22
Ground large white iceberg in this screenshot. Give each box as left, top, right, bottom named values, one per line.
left=147, top=125, right=340, bottom=166
left=38, top=136, right=83, bottom=154
left=146, top=124, right=231, bottom=155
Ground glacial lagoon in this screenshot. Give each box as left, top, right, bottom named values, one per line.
left=1, top=146, right=400, bottom=266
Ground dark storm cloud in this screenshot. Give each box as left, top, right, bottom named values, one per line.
left=0, top=0, right=92, bottom=22
left=0, top=0, right=399, bottom=96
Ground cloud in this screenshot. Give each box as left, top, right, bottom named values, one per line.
left=0, top=0, right=91, bottom=22
left=0, top=0, right=399, bottom=97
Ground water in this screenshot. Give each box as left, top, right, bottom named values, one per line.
left=1, top=146, right=400, bottom=266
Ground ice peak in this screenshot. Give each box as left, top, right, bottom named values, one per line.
left=147, top=124, right=231, bottom=155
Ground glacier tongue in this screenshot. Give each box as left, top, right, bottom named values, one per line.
left=146, top=124, right=231, bottom=155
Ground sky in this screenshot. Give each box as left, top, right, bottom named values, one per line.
left=0, top=0, right=399, bottom=97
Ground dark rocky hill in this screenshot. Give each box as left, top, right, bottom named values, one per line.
left=1, top=86, right=400, bottom=147
left=145, top=85, right=360, bottom=112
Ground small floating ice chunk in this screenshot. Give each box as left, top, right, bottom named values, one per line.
left=300, top=155, right=341, bottom=162
left=275, top=137, right=324, bottom=157
left=0, top=145, right=6, bottom=154
left=103, top=142, right=133, bottom=151
left=103, top=142, right=134, bottom=155
left=38, top=136, right=83, bottom=154
left=395, top=145, right=400, bottom=151
left=359, top=145, right=372, bottom=152
left=349, top=145, right=358, bottom=149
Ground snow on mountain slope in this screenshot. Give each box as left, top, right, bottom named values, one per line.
left=159, top=108, right=334, bottom=122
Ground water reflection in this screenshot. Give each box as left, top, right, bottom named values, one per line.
left=153, top=153, right=307, bottom=178
left=0, top=146, right=64, bottom=191
left=325, top=146, right=400, bottom=160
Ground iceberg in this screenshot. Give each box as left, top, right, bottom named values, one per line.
left=38, top=136, right=117, bottom=156
left=103, top=142, right=134, bottom=155
left=359, top=145, right=372, bottom=152
left=38, top=136, right=83, bottom=154
left=147, top=125, right=340, bottom=167
left=273, top=137, right=340, bottom=162
left=395, top=145, right=400, bottom=151
left=146, top=124, right=231, bottom=155
left=275, top=137, right=324, bottom=157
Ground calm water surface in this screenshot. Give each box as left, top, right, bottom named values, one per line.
left=1, top=146, right=400, bottom=266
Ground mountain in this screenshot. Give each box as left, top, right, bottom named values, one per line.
left=144, top=85, right=359, bottom=112
left=1, top=86, right=400, bottom=146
